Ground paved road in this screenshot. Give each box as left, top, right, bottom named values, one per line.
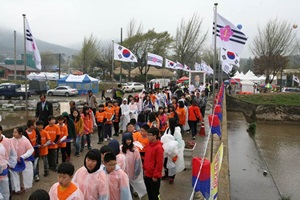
left=12, top=92, right=210, bottom=200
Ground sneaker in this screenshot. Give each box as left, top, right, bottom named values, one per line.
left=104, top=138, right=108, bottom=142
left=74, top=153, right=80, bottom=157
left=169, top=178, right=174, bottom=184
left=109, top=137, right=113, bottom=140
left=44, top=171, right=49, bottom=177
left=113, top=133, right=119, bottom=136
left=34, top=174, right=40, bottom=182
left=193, top=136, right=196, bottom=140
left=88, top=147, right=92, bottom=150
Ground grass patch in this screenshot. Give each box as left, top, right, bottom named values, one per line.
left=280, top=195, right=291, bottom=200
left=233, top=93, right=300, bottom=106
left=247, top=123, right=256, bottom=138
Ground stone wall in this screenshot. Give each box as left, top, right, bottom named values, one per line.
left=226, top=94, right=300, bottom=122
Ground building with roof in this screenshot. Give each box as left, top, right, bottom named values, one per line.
left=0, top=54, right=39, bottom=79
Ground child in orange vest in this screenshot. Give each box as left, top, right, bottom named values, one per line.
left=113, top=101, right=121, bottom=137
left=104, top=101, right=115, bottom=142
left=36, top=120, right=51, bottom=177
left=57, top=115, right=69, bottom=163
left=44, top=115, right=61, bottom=171
left=23, top=119, right=41, bottom=182
left=95, top=104, right=106, bottom=144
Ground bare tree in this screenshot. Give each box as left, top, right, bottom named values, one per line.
left=174, top=14, right=208, bottom=76
left=73, top=34, right=102, bottom=74
left=126, top=18, right=143, bottom=38
left=251, top=18, right=296, bottom=83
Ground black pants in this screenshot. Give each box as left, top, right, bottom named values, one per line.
left=113, top=122, right=119, bottom=134
left=188, top=121, right=198, bottom=137
left=56, top=147, right=68, bottom=163
left=47, top=149, right=57, bottom=170
left=200, top=106, right=206, bottom=118
left=97, top=125, right=104, bottom=142
left=104, top=124, right=112, bottom=139
left=144, top=176, right=161, bottom=200
left=164, top=157, right=175, bottom=179
left=66, top=142, right=72, bottom=158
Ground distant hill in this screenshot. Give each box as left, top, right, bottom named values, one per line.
left=0, top=28, right=79, bottom=58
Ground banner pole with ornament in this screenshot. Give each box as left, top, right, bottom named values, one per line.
left=211, top=2, right=218, bottom=163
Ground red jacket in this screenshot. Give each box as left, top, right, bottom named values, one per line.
left=143, top=140, right=164, bottom=178
left=188, top=105, right=202, bottom=122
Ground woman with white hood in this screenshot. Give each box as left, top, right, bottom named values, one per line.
left=129, top=99, right=138, bottom=120
left=161, top=118, right=185, bottom=184
left=120, top=98, right=130, bottom=133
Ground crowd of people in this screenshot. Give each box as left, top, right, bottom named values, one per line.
left=0, top=81, right=211, bottom=200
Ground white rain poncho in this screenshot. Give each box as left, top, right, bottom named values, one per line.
left=162, top=127, right=185, bottom=175
left=121, top=145, right=147, bottom=199
left=120, top=99, right=130, bottom=132
left=9, top=136, right=34, bottom=192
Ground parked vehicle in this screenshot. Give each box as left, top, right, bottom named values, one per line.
left=29, top=79, right=50, bottom=94
left=281, top=87, right=300, bottom=92
left=123, top=82, right=145, bottom=93
left=0, top=83, right=31, bottom=100
left=47, top=86, right=78, bottom=97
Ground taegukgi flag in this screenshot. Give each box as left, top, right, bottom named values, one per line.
left=183, top=64, right=191, bottom=72
left=212, top=13, right=248, bottom=55
left=165, top=58, right=176, bottom=69
left=147, top=52, right=163, bottom=67
left=114, top=43, right=138, bottom=62
left=25, top=19, right=42, bottom=70
left=175, top=61, right=184, bottom=70
left=221, top=47, right=240, bottom=67
left=222, top=63, right=233, bottom=74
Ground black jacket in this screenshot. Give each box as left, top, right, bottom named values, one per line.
left=35, top=101, right=53, bottom=126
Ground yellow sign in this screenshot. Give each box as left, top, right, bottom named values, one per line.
left=210, top=143, right=224, bottom=200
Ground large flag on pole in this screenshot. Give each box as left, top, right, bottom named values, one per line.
left=147, top=52, right=163, bottom=67
left=212, top=13, right=247, bottom=55
left=114, top=43, right=138, bottom=62
left=220, top=47, right=240, bottom=67
left=165, top=58, right=176, bottom=69
left=222, top=63, right=233, bottom=74
left=25, top=19, right=42, bottom=70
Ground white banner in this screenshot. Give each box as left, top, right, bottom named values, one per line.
left=147, top=52, right=163, bottom=67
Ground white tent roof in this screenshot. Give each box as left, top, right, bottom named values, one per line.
left=61, top=74, right=98, bottom=82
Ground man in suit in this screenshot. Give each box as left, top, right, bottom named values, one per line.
left=35, top=94, right=53, bottom=126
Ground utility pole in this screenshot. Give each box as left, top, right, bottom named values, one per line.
left=14, top=30, right=17, bottom=80
left=58, top=53, right=61, bottom=79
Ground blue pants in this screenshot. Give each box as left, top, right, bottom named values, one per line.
left=75, top=135, right=81, bottom=154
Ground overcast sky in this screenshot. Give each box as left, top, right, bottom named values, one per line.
left=1, top=0, right=299, bottom=58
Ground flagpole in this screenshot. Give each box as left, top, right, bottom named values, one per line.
left=23, top=14, right=28, bottom=121
left=211, top=2, right=218, bottom=164
left=219, top=48, right=223, bottom=83
left=120, top=27, right=123, bottom=83
left=111, top=40, right=114, bottom=80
